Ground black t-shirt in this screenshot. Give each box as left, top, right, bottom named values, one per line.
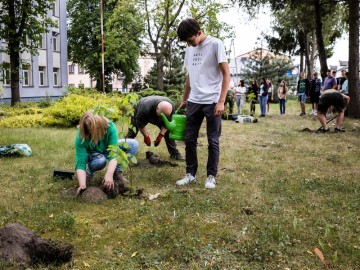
left=135, top=96, right=175, bottom=129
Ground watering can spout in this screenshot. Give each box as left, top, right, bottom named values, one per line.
left=161, top=113, right=176, bottom=131
left=160, top=110, right=186, bottom=141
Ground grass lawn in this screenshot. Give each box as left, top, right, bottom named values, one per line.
left=1, top=100, right=360, bottom=269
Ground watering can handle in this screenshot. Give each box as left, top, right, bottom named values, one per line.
left=175, top=109, right=186, bottom=115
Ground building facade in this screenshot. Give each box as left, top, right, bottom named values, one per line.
left=0, top=0, right=67, bottom=103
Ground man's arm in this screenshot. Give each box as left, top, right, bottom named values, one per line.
left=179, top=74, right=191, bottom=109
left=214, top=62, right=230, bottom=116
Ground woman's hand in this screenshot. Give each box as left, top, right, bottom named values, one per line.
left=102, top=173, right=114, bottom=190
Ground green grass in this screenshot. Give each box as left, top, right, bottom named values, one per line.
left=1, top=100, right=360, bottom=269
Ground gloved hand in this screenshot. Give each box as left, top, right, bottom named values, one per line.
left=154, top=133, right=164, bottom=147
left=144, top=135, right=151, bottom=146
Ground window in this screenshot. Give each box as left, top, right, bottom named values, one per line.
left=78, top=66, right=85, bottom=74
left=68, top=64, right=75, bottom=74
left=53, top=68, right=59, bottom=86
left=3, top=68, right=10, bottom=86
left=52, top=0, right=59, bottom=17
left=22, top=65, right=31, bottom=86
left=52, top=32, right=59, bottom=51
left=39, top=33, right=46, bottom=49
left=39, top=66, right=46, bottom=86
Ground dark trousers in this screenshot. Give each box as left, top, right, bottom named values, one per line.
left=126, top=120, right=180, bottom=157
left=279, top=99, right=286, bottom=114
left=185, top=102, right=221, bottom=177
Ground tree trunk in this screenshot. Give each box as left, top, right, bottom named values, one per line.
left=347, top=0, right=360, bottom=118
left=314, top=0, right=328, bottom=81
left=304, top=33, right=312, bottom=80
left=9, top=42, right=21, bottom=106
left=156, top=53, right=164, bottom=91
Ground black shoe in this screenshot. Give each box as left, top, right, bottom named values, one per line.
left=316, top=128, right=330, bottom=134
left=334, top=127, right=345, bottom=132
left=260, top=115, right=265, bottom=117
left=300, top=112, right=306, bottom=116
left=170, top=153, right=185, bottom=161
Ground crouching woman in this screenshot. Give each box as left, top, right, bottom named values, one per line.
left=75, top=110, right=139, bottom=195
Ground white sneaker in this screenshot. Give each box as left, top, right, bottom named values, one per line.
left=176, top=173, right=196, bottom=186
left=205, top=175, right=216, bottom=189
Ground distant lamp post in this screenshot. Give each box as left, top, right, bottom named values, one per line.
left=230, top=39, right=239, bottom=85
left=100, top=0, right=105, bottom=94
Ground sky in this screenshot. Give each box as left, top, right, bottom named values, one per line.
left=218, top=5, right=349, bottom=68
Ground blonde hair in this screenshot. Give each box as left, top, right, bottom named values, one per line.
left=79, top=110, right=109, bottom=145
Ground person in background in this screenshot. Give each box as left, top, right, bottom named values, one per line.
left=75, top=110, right=139, bottom=195
left=316, top=89, right=350, bottom=133
left=340, top=71, right=349, bottom=95
left=309, top=72, right=322, bottom=116
left=322, top=69, right=337, bottom=92
left=258, top=77, right=268, bottom=117
left=176, top=18, right=230, bottom=189
left=234, top=80, right=247, bottom=114
left=277, top=80, right=288, bottom=115
left=266, top=79, right=273, bottom=114
left=126, top=95, right=184, bottom=160
left=297, top=72, right=310, bottom=116
left=248, top=78, right=259, bottom=116
left=337, top=69, right=347, bottom=90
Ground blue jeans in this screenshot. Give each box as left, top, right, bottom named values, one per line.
left=258, top=95, right=268, bottom=116
left=279, top=99, right=286, bottom=114
left=86, top=138, right=139, bottom=176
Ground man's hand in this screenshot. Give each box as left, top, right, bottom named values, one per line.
left=154, top=133, right=164, bottom=147
left=144, top=135, right=151, bottom=146
left=214, top=101, right=225, bottom=116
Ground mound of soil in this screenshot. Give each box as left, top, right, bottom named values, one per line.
left=0, top=223, right=73, bottom=268
left=62, top=187, right=107, bottom=202
left=146, top=151, right=178, bottom=167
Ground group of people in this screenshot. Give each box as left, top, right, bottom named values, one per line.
left=75, top=18, right=230, bottom=194
left=296, top=69, right=350, bottom=132
left=74, top=19, right=350, bottom=195
left=230, top=78, right=275, bottom=117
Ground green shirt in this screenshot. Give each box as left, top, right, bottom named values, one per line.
left=75, top=121, right=118, bottom=171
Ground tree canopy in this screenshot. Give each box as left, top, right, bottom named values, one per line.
left=0, top=0, right=55, bottom=105
left=67, top=0, right=144, bottom=89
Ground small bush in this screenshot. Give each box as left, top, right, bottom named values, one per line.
left=138, top=89, right=167, bottom=98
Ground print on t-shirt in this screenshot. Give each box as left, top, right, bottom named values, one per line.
left=192, top=53, right=203, bottom=66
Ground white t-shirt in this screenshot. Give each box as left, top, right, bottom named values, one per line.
left=184, top=36, right=228, bottom=104
left=235, top=86, right=247, bottom=95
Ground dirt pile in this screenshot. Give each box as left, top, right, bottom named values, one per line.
left=0, top=223, right=73, bottom=268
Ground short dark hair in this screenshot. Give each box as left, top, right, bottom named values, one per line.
left=177, top=19, right=200, bottom=42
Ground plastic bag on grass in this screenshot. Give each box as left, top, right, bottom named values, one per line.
left=0, top=144, right=32, bottom=157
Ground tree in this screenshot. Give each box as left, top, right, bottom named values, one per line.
left=143, top=0, right=186, bottom=91
left=67, top=0, right=143, bottom=90
left=240, top=51, right=293, bottom=84
left=0, top=0, right=55, bottom=105
left=347, top=0, right=360, bottom=118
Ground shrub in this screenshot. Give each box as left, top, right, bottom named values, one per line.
left=138, top=89, right=167, bottom=98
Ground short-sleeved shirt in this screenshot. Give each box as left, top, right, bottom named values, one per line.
left=184, top=36, right=228, bottom=104
left=323, top=76, right=337, bottom=91
left=134, top=96, right=175, bottom=129
left=75, top=120, right=118, bottom=171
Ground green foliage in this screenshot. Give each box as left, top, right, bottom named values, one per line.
left=138, top=89, right=167, bottom=98
left=67, top=0, right=144, bottom=88
left=0, top=92, right=139, bottom=128
left=240, top=52, right=293, bottom=84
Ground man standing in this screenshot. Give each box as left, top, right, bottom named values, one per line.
left=322, top=69, right=337, bottom=92
left=309, top=72, right=322, bottom=116
left=126, top=95, right=184, bottom=160
left=176, top=19, right=230, bottom=189
left=297, top=72, right=310, bottom=116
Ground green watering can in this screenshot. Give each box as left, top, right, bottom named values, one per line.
left=160, top=110, right=186, bottom=141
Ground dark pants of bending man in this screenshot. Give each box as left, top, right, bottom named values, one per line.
left=185, top=102, right=221, bottom=177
